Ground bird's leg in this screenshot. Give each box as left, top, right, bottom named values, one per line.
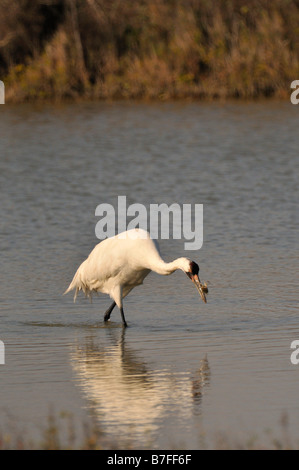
left=120, top=307, right=128, bottom=328
left=104, top=301, right=116, bottom=322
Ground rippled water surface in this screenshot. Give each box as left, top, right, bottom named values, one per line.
left=0, top=101, right=298, bottom=448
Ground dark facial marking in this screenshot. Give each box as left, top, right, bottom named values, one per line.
left=190, top=261, right=199, bottom=275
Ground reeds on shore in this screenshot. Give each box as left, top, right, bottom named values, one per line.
left=1, top=0, right=299, bottom=102
left=0, top=409, right=298, bottom=450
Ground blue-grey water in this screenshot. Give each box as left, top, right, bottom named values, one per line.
left=0, top=101, right=298, bottom=449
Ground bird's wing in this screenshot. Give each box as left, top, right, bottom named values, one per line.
left=65, top=230, right=162, bottom=299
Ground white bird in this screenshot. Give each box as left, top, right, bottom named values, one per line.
left=64, top=228, right=208, bottom=327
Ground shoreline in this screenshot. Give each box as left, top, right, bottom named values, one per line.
left=1, top=1, right=297, bottom=105
left=2, top=93, right=291, bottom=106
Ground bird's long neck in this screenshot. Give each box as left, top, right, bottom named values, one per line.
left=148, top=257, right=188, bottom=276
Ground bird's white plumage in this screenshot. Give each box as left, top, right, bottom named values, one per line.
left=65, top=228, right=207, bottom=326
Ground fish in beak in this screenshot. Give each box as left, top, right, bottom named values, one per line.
left=191, top=273, right=208, bottom=303
left=187, top=261, right=208, bottom=303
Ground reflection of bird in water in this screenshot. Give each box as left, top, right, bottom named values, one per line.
left=65, top=228, right=208, bottom=327
left=191, top=355, right=211, bottom=411
left=70, top=329, right=210, bottom=446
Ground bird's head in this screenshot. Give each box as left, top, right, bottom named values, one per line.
left=185, top=259, right=208, bottom=303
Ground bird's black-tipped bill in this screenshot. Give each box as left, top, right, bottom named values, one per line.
left=191, top=274, right=208, bottom=303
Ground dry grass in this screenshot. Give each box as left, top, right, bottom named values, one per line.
left=1, top=0, right=299, bottom=102
left=0, top=409, right=298, bottom=450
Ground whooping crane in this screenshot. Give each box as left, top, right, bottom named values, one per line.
left=64, top=228, right=208, bottom=327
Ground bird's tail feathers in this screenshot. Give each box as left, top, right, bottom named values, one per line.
left=63, top=271, right=80, bottom=302
left=64, top=263, right=93, bottom=302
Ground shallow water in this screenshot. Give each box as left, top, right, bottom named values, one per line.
left=0, top=100, right=298, bottom=448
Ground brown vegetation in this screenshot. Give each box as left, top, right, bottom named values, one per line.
left=1, top=0, right=299, bottom=102
left=0, top=409, right=297, bottom=449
